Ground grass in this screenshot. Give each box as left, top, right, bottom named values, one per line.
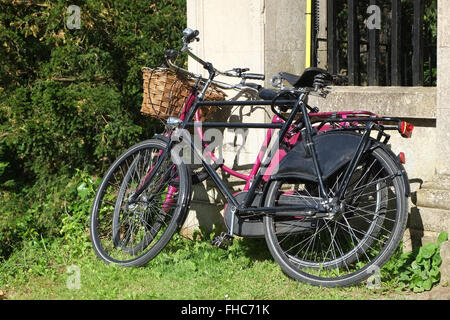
left=0, top=234, right=411, bottom=300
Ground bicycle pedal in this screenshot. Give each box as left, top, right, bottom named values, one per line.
left=210, top=232, right=234, bottom=250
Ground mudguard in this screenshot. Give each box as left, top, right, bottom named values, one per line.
left=372, top=142, right=411, bottom=197
left=271, top=130, right=410, bottom=196
left=225, top=132, right=411, bottom=238
left=153, top=134, right=170, bottom=144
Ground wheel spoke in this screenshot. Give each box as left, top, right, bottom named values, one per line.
left=90, top=140, right=188, bottom=266
left=265, top=146, right=407, bottom=286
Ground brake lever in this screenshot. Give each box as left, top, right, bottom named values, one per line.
left=233, top=68, right=250, bottom=76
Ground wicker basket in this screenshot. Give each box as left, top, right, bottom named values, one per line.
left=141, top=67, right=227, bottom=121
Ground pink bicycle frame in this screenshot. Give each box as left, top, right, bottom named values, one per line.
left=158, top=89, right=380, bottom=210
left=170, top=91, right=379, bottom=193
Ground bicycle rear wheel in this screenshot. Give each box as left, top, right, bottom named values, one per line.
left=90, top=139, right=190, bottom=267
left=263, top=145, right=408, bottom=287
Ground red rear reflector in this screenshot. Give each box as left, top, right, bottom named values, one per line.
left=399, top=152, right=406, bottom=164
left=398, top=121, right=414, bottom=138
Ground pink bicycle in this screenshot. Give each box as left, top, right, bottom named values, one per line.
left=90, top=29, right=414, bottom=287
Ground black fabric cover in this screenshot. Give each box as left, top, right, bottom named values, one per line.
left=258, top=88, right=278, bottom=100
left=272, top=131, right=372, bottom=182
left=258, top=89, right=299, bottom=101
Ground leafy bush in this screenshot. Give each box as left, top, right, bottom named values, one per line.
left=0, top=0, right=187, bottom=259
left=59, top=170, right=99, bottom=258
left=0, top=171, right=86, bottom=258
left=1, top=0, right=186, bottom=176
left=383, top=232, right=448, bottom=292
left=3, top=81, right=142, bottom=176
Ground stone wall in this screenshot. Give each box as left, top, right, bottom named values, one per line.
left=184, top=2, right=447, bottom=262
left=185, top=0, right=267, bottom=235
left=309, top=86, right=437, bottom=185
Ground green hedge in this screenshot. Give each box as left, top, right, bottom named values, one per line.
left=0, top=0, right=187, bottom=259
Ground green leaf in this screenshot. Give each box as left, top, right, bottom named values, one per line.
left=0, top=162, right=8, bottom=175
left=412, top=274, right=422, bottom=286
left=421, top=243, right=437, bottom=259
left=438, top=232, right=448, bottom=245
left=416, top=251, right=423, bottom=263
left=423, top=259, right=431, bottom=271
left=399, top=273, right=411, bottom=282
left=413, top=286, right=424, bottom=293
left=76, top=182, right=89, bottom=199
left=420, top=270, right=429, bottom=281
left=400, top=252, right=413, bottom=260
left=430, top=268, right=440, bottom=283
left=423, top=278, right=433, bottom=291
left=432, top=253, right=442, bottom=267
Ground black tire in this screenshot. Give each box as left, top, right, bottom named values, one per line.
left=90, top=139, right=191, bottom=267
left=263, top=145, right=408, bottom=287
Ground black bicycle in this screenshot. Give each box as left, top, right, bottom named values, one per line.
left=90, top=29, right=414, bottom=287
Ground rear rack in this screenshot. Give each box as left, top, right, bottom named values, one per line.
left=310, top=110, right=413, bottom=143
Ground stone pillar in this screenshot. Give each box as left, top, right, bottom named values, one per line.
left=436, top=0, right=450, bottom=177
left=264, top=0, right=307, bottom=124
left=185, top=0, right=266, bottom=236
left=185, top=0, right=311, bottom=236
left=264, top=0, right=307, bottom=84
left=415, top=0, right=450, bottom=217
left=410, top=0, right=450, bottom=284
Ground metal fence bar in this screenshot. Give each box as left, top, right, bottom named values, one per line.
left=327, top=0, right=338, bottom=75
left=322, top=0, right=434, bottom=87
left=412, top=0, right=424, bottom=86
left=368, top=0, right=379, bottom=86
left=347, top=0, right=360, bottom=85
left=391, top=0, right=402, bottom=86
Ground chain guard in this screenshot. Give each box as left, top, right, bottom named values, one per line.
left=224, top=191, right=316, bottom=238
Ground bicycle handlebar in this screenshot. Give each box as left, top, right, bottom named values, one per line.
left=165, top=28, right=339, bottom=101
left=164, top=56, right=260, bottom=99
left=183, top=28, right=200, bottom=44
left=242, top=73, right=265, bottom=81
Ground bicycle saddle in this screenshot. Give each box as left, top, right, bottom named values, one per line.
left=259, top=89, right=298, bottom=101
left=259, top=68, right=335, bottom=100
left=290, top=67, right=333, bottom=88
left=259, top=88, right=278, bottom=100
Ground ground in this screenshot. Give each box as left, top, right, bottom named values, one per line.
left=1, top=237, right=449, bottom=300
left=401, top=285, right=450, bottom=300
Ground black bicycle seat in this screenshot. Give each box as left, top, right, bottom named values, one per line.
left=259, top=88, right=278, bottom=100
left=280, top=68, right=333, bottom=88
left=279, top=72, right=300, bottom=86
left=258, top=89, right=299, bottom=104
left=294, top=68, right=333, bottom=88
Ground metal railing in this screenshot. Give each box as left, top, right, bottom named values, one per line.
left=322, top=0, right=436, bottom=87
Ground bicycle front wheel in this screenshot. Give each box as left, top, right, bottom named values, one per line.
left=263, top=145, right=408, bottom=287
left=90, top=139, right=191, bottom=267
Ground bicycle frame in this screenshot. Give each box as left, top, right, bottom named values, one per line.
left=131, top=84, right=406, bottom=238
left=178, top=94, right=365, bottom=215
left=179, top=92, right=299, bottom=191
left=131, top=50, right=411, bottom=237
